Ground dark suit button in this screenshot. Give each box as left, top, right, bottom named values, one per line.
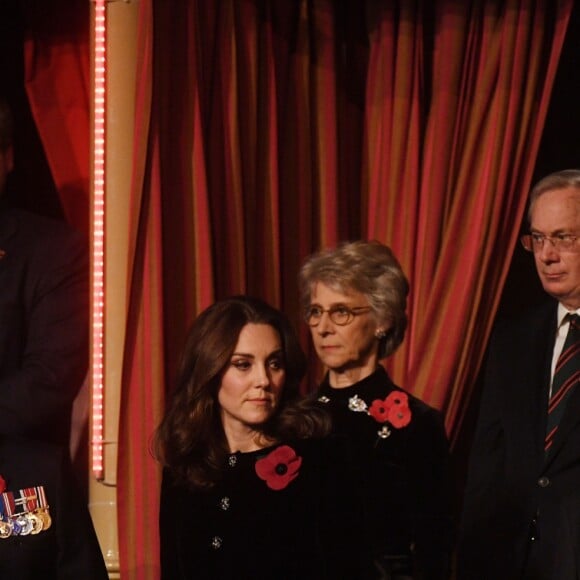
left=538, top=476, right=550, bottom=487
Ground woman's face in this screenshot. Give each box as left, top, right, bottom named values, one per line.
left=308, top=282, right=385, bottom=384
left=218, top=323, right=286, bottom=436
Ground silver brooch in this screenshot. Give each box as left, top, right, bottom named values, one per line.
left=227, top=455, right=237, bottom=467
left=219, top=497, right=230, bottom=511
left=348, top=395, right=368, bottom=413
left=318, top=395, right=330, bottom=403
left=377, top=425, right=392, bottom=439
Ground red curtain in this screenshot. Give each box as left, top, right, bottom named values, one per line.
left=363, top=1, right=573, bottom=437
left=23, top=0, right=573, bottom=578
left=23, top=1, right=91, bottom=233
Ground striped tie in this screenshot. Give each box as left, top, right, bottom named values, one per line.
left=545, top=313, right=580, bottom=452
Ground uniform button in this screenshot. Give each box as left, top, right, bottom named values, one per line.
left=538, top=476, right=550, bottom=487
left=211, top=536, right=222, bottom=549
left=219, top=497, right=230, bottom=511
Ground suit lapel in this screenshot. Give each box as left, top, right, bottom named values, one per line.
left=546, top=366, right=580, bottom=465
left=518, top=302, right=557, bottom=455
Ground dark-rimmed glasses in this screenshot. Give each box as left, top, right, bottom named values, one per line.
left=520, top=233, right=579, bottom=252
left=304, top=305, right=372, bottom=327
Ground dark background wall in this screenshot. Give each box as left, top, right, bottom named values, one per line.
left=0, top=1, right=63, bottom=219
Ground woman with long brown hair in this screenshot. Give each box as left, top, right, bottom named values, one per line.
left=154, top=295, right=370, bottom=579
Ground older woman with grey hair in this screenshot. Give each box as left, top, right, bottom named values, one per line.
left=300, top=240, right=454, bottom=580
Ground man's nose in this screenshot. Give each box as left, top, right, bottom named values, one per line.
left=538, top=240, right=559, bottom=261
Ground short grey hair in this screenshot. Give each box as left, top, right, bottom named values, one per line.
left=528, top=169, right=580, bottom=223
left=299, top=240, right=409, bottom=359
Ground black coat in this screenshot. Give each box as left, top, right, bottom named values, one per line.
left=0, top=437, right=108, bottom=579
left=459, top=299, right=580, bottom=579
left=0, top=208, right=89, bottom=444
left=316, top=366, right=454, bottom=579
left=160, top=437, right=373, bottom=579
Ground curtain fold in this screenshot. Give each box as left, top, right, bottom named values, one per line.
left=23, top=1, right=91, bottom=233
left=116, top=1, right=162, bottom=579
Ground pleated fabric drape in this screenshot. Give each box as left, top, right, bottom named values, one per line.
left=22, top=0, right=573, bottom=577
left=363, top=1, right=573, bottom=431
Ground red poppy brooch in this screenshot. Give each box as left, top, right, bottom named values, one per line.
left=348, top=391, right=412, bottom=439
left=255, top=445, right=302, bottom=490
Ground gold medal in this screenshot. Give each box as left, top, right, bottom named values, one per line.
left=0, top=520, right=11, bottom=539
left=28, top=512, right=43, bottom=535
left=38, top=507, right=52, bottom=530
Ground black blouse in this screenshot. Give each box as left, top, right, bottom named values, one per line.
left=317, top=366, right=454, bottom=579
left=160, top=437, right=373, bottom=579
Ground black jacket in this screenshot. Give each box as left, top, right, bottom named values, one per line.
left=160, top=436, right=373, bottom=579
left=459, top=299, right=580, bottom=579
left=317, top=366, right=454, bottom=579
left=0, top=208, right=89, bottom=444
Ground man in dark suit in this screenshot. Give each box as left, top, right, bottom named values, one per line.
left=0, top=97, right=89, bottom=445
left=0, top=98, right=107, bottom=576
left=459, top=169, right=580, bottom=579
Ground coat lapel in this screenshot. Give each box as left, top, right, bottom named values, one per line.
left=546, top=369, right=580, bottom=465
left=518, top=302, right=557, bottom=455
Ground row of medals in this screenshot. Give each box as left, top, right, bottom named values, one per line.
left=0, top=507, right=52, bottom=538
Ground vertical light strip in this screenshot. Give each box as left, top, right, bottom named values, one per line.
left=92, top=0, right=107, bottom=481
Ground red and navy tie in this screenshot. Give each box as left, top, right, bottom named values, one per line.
left=545, top=313, right=580, bottom=452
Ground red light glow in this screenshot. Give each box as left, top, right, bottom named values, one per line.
left=92, top=0, right=106, bottom=480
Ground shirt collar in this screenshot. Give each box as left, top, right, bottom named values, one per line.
left=557, top=302, right=580, bottom=327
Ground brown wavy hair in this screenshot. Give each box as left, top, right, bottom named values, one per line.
left=153, top=295, right=330, bottom=488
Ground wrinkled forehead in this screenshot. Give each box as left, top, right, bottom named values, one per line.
left=531, top=188, right=580, bottom=226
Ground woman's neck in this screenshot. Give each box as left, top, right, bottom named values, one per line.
left=328, top=364, right=378, bottom=388
left=223, top=422, right=273, bottom=453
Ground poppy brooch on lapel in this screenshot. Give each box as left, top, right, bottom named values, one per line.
left=255, top=445, right=302, bottom=490
left=347, top=391, right=412, bottom=439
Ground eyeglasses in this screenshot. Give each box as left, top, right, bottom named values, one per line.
left=520, top=233, right=580, bottom=252
left=304, top=305, right=372, bottom=327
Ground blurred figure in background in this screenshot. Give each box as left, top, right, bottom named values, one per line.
left=0, top=97, right=106, bottom=577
